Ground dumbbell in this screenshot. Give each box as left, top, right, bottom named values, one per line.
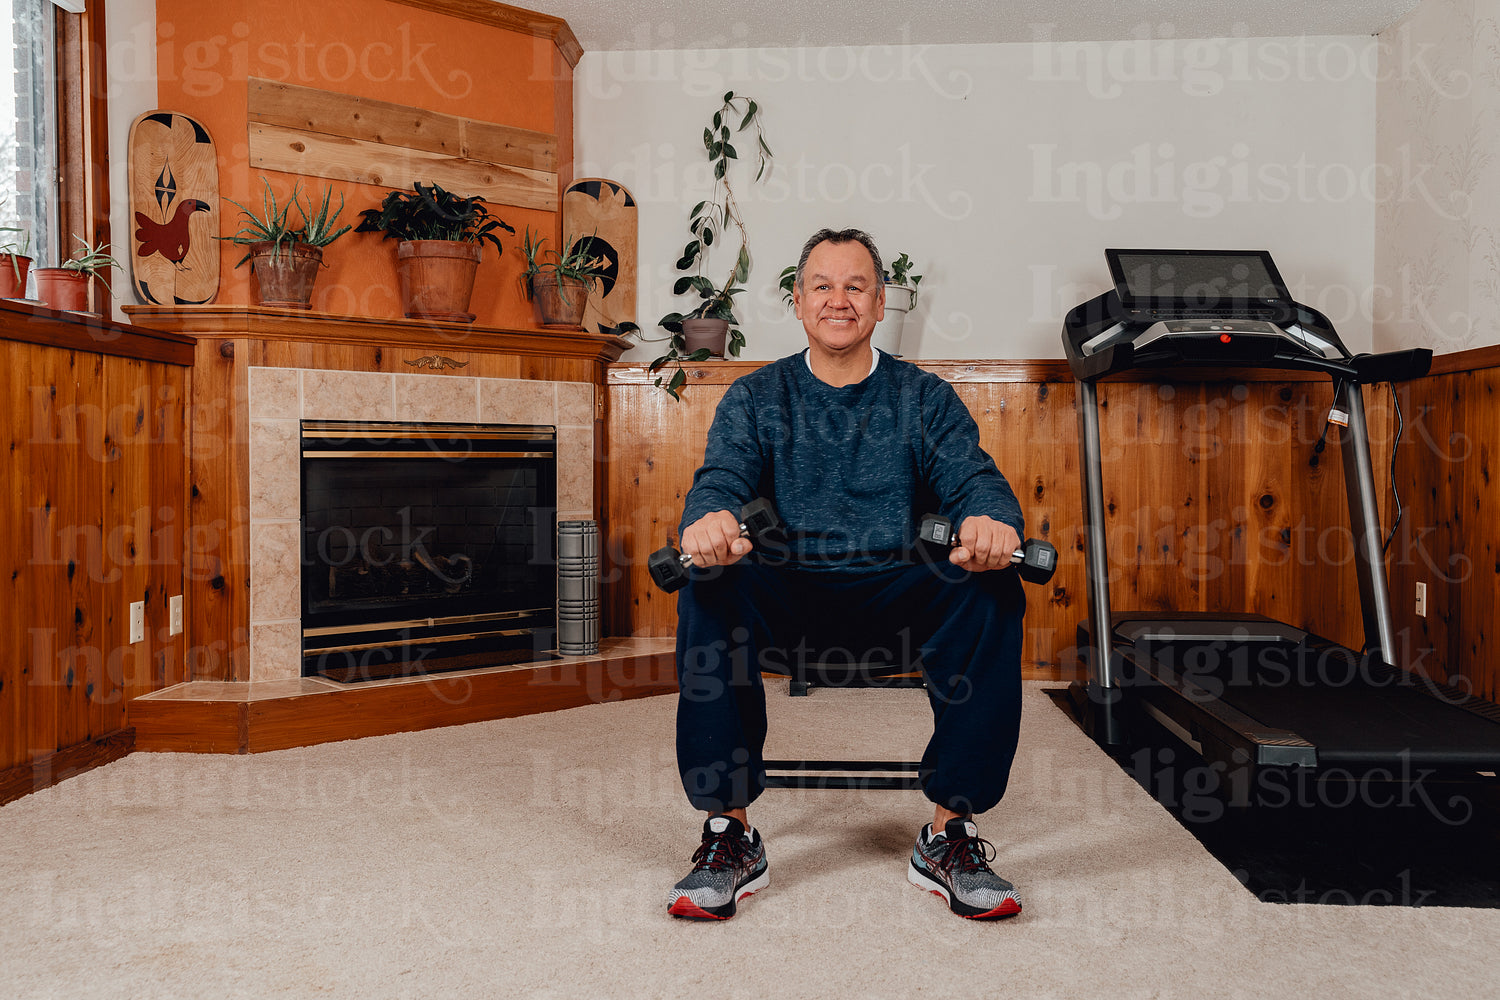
left=648, top=498, right=783, bottom=593
left=917, top=513, right=1058, bottom=584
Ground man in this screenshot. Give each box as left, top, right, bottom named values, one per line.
left=665, top=228, right=1027, bottom=922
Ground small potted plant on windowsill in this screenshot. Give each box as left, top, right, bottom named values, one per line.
left=520, top=228, right=609, bottom=330
left=650, top=91, right=772, bottom=399
left=219, top=179, right=351, bottom=310
left=34, top=237, right=122, bottom=314
left=0, top=223, right=33, bottom=299
left=355, top=181, right=515, bottom=323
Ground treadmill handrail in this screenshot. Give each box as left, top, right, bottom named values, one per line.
left=1062, top=290, right=1433, bottom=385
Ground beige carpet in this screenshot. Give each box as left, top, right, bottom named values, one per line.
left=2, top=680, right=1497, bottom=999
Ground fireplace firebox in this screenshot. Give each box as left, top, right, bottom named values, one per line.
left=300, top=420, right=558, bottom=682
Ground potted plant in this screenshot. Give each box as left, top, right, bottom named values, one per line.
left=219, top=179, right=351, bottom=310
left=650, top=91, right=772, bottom=398
left=34, top=237, right=121, bottom=314
left=872, top=251, right=923, bottom=356
left=520, top=228, right=608, bottom=329
left=0, top=217, right=32, bottom=299
left=355, top=181, right=514, bottom=323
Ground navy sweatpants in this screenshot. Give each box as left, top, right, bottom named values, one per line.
left=674, top=558, right=1025, bottom=816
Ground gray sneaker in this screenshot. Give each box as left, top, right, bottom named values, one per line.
left=908, top=817, right=1022, bottom=920
left=666, top=815, right=769, bottom=920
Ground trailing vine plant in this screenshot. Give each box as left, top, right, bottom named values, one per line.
left=650, top=91, right=772, bottom=398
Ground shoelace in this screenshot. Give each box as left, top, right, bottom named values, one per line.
left=931, top=832, right=997, bottom=877
left=690, top=831, right=752, bottom=872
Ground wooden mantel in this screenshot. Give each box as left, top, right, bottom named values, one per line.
left=123, top=305, right=632, bottom=366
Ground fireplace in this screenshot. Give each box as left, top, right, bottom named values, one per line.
left=299, top=420, right=558, bottom=682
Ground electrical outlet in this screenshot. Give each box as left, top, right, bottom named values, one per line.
left=129, top=601, right=146, bottom=644
left=1415, top=582, right=1428, bottom=618
left=169, top=595, right=184, bottom=636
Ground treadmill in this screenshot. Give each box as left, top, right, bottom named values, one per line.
left=1063, top=248, right=1500, bottom=785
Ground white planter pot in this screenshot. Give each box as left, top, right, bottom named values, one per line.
left=873, top=283, right=916, bottom=356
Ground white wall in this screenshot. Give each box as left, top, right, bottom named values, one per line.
left=1375, top=0, right=1500, bottom=354
left=576, top=37, right=1379, bottom=361
left=105, top=0, right=157, bottom=322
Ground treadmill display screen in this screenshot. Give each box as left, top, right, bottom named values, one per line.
left=1106, top=249, right=1292, bottom=319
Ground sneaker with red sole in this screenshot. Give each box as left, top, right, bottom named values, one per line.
left=908, top=817, right=1022, bottom=920
left=666, top=815, right=769, bottom=920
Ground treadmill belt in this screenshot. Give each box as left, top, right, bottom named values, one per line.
left=1137, top=640, right=1500, bottom=768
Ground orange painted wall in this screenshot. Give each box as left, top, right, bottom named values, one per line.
left=153, top=0, right=573, bottom=326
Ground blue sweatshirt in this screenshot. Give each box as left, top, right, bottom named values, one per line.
left=680, top=350, right=1024, bottom=571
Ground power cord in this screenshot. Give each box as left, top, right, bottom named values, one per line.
left=1308, top=374, right=1405, bottom=551
left=1383, top=381, right=1405, bottom=553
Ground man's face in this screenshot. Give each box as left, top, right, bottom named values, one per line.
left=793, top=240, right=885, bottom=355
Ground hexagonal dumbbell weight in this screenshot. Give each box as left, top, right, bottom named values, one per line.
left=917, top=513, right=1057, bottom=584
left=648, top=498, right=783, bottom=593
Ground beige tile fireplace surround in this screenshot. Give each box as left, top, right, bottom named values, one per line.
left=246, top=366, right=595, bottom=682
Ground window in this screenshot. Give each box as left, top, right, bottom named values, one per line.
left=2, top=0, right=61, bottom=280
left=2, top=0, right=106, bottom=300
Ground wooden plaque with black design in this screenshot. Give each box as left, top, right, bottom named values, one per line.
left=128, top=111, right=220, bottom=305
left=563, top=178, right=637, bottom=335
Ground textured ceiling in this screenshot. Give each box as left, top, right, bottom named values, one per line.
left=542, top=0, right=1421, bottom=51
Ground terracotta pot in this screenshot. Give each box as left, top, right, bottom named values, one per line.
left=0, top=255, right=31, bottom=299
left=528, top=272, right=590, bottom=329
left=680, top=317, right=730, bottom=358
left=249, top=241, right=323, bottom=309
left=34, top=268, right=92, bottom=312
left=396, top=240, right=481, bottom=322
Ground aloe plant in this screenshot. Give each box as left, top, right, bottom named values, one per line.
left=57, top=236, right=122, bottom=293
left=221, top=179, right=352, bottom=267
left=520, top=227, right=609, bottom=297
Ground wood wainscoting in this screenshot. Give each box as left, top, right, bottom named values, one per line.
left=1386, top=345, right=1500, bottom=701
left=604, top=359, right=1402, bottom=683
left=1, top=302, right=194, bottom=804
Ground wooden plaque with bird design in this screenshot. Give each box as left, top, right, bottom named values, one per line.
left=562, top=178, right=637, bottom=336
left=128, top=111, right=219, bottom=305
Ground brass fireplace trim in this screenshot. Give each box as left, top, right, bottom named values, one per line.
left=302, top=608, right=553, bottom=638
left=302, top=421, right=556, bottom=442
left=304, top=628, right=535, bottom=656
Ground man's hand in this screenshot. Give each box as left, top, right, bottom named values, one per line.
left=950, top=515, right=1019, bottom=572
left=681, top=510, right=753, bottom=568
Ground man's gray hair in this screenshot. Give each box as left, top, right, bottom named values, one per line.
left=794, top=228, right=884, bottom=293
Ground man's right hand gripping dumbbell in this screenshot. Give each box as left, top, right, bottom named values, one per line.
left=649, top=498, right=783, bottom=593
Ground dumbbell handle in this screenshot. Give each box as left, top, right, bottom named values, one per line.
left=918, top=513, right=1057, bottom=583
left=649, top=498, right=783, bottom=593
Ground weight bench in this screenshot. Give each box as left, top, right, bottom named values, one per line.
left=762, top=654, right=932, bottom=790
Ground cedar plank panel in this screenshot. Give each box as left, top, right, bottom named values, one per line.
left=246, top=78, right=558, bottom=173
left=2, top=346, right=28, bottom=769
left=1387, top=373, right=1459, bottom=684
left=1460, top=369, right=1499, bottom=701
left=1474, top=368, right=1500, bottom=702
left=187, top=338, right=251, bottom=680
left=248, top=123, right=558, bottom=214
left=103, top=358, right=150, bottom=730
left=0, top=334, right=187, bottom=785
left=69, top=353, right=106, bottom=744
left=25, top=346, right=64, bottom=760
